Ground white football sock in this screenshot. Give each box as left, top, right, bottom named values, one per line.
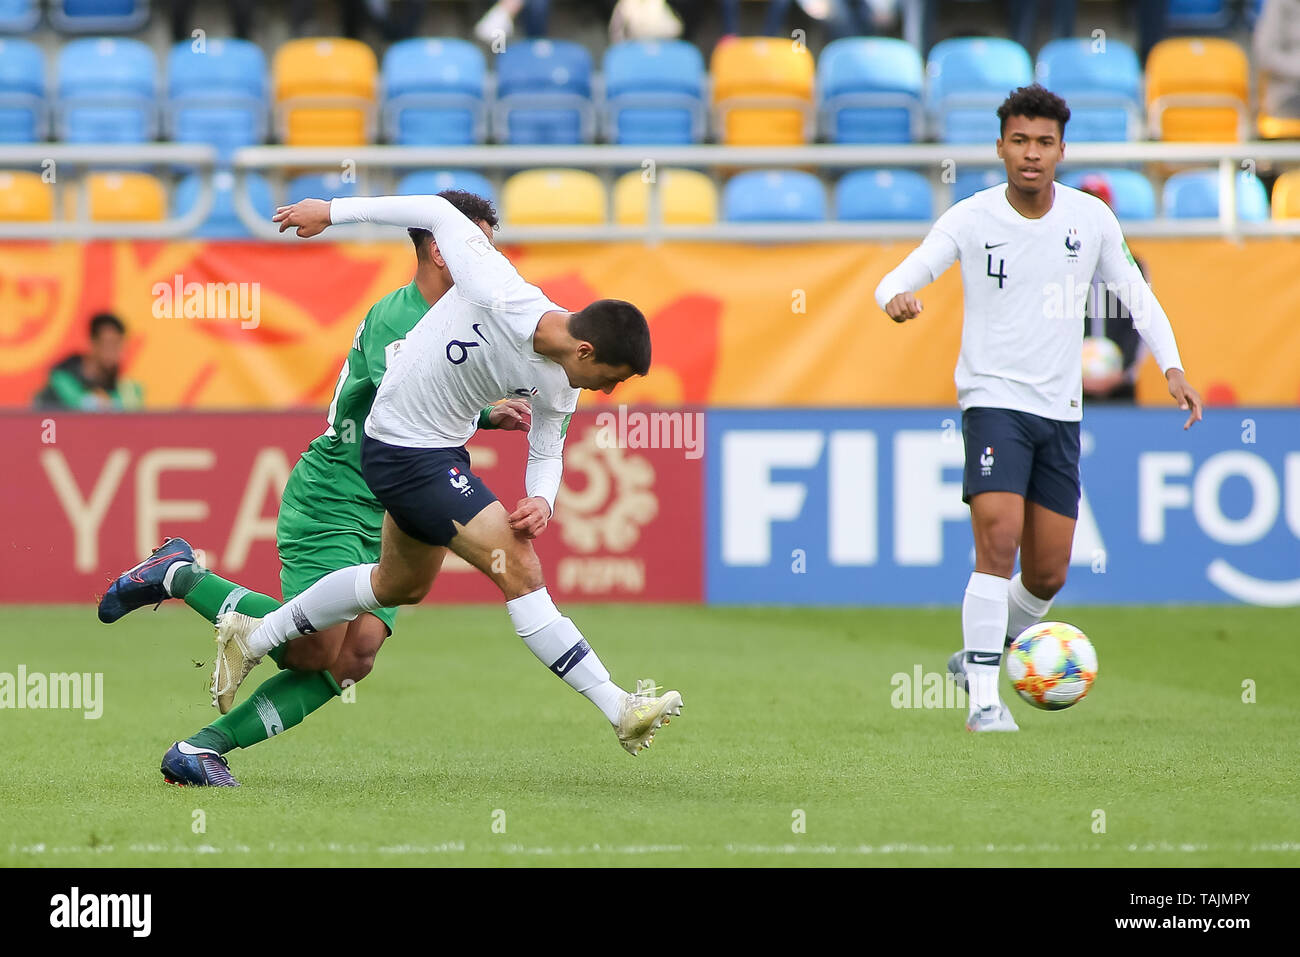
left=506, top=587, right=627, bottom=725
left=962, top=572, right=1009, bottom=713
left=245, top=564, right=380, bottom=658
left=1006, top=573, right=1053, bottom=647
left=162, top=560, right=190, bottom=596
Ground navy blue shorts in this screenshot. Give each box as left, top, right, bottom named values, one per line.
left=360, top=436, right=498, bottom=547
left=961, top=407, right=1081, bottom=519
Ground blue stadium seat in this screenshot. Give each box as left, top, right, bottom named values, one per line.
left=396, top=169, right=496, bottom=205
left=174, top=169, right=273, bottom=238
left=1246, top=0, right=1263, bottom=26
left=57, top=37, right=156, bottom=144
left=1163, top=169, right=1270, bottom=220
left=285, top=171, right=357, bottom=204
left=818, top=37, right=923, bottom=144
left=0, top=0, right=40, bottom=32
left=0, top=38, right=44, bottom=141
left=494, top=39, right=594, bottom=145
left=926, top=37, right=1033, bottom=143
left=51, top=0, right=149, bottom=33
left=723, top=170, right=826, bottom=222
left=1166, top=0, right=1233, bottom=32
left=1059, top=168, right=1157, bottom=220
left=602, top=40, right=705, bottom=145
left=167, top=39, right=266, bottom=161
left=382, top=37, right=486, bottom=146
left=1035, top=38, right=1141, bottom=142
left=952, top=167, right=1003, bottom=203
left=835, top=169, right=932, bottom=220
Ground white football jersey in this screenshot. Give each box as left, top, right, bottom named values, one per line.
left=875, top=182, right=1183, bottom=421
left=330, top=195, right=578, bottom=507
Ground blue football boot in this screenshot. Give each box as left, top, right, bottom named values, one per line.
left=98, top=537, right=196, bottom=623
left=160, top=742, right=240, bottom=787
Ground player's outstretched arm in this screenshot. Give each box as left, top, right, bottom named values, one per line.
left=273, top=198, right=332, bottom=237
left=509, top=402, right=570, bottom=538
left=1165, top=369, right=1204, bottom=430
left=873, top=227, right=958, bottom=323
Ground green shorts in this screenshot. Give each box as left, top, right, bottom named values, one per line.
left=276, top=497, right=398, bottom=634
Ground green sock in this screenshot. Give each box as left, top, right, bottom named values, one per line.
left=174, top=567, right=282, bottom=625
left=192, top=669, right=342, bottom=752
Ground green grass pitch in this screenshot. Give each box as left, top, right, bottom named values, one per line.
left=1, top=603, right=1296, bottom=867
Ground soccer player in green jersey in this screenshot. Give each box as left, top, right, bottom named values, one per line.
left=99, top=190, right=529, bottom=787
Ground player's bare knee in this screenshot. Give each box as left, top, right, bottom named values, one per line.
left=281, top=637, right=340, bottom=672
left=1024, top=568, right=1067, bottom=599
left=372, top=570, right=429, bottom=606
left=978, top=527, right=1020, bottom=575
left=500, top=548, right=544, bottom=600
left=331, top=646, right=376, bottom=685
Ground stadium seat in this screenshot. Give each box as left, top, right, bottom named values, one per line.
left=1165, top=0, right=1232, bottom=32
left=56, top=37, right=157, bottom=144
left=1257, top=76, right=1300, bottom=139
left=818, top=37, right=923, bottom=144
left=494, top=39, right=594, bottom=145
left=0, top=38, right=44, bottom=141
left=0, top=170, right=52, bottom=219
left=603, top=40, right=706, bottom=145
left=167, top=39, right=267, bottom=161
left=396, top=169, right=496, bottom=204
left=1163, top=168, right=1270, bottom=220
left=285, top=170, right=358, bottom=204
left=711, top=37, right=814, bottom=146
left=722, top=170, right=826, bottom=222
left=502, top=169, right=605, bottom=225
left=926, top=37, right=1032, bottom=143
left=835, top=169, right=932, bottom=221
left=1146, top=38, right=1248, bottom=142
left=952, top=167, right=1003, bottom=203
left=1271, top=170, right=1300, bottom=220
left=613, top=168, right=718, bottom=224
left=1035, top=38, right=1141, bottom=142
left=51, top=0, right=149, bottom=33
left=1059, top=168, right=1158, bottom=220
left=273, top=38, right=377, bottom=146
left=82, top=171, right=166, bottom=220
left=0, top=0, right=40, bottom=33
left=382, top=38, right=486, bottom=146
left=1245, top=0, right=1264, bottom=26
left=174, top=169, right=273, bottom=238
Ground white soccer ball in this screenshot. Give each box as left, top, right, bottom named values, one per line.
left=1005, top=621, right=1098, bottom=711
left=1081, top=335, right=1123, bottom=381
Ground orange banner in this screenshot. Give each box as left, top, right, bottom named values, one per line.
left=2, top=238, right=1298, bottom=408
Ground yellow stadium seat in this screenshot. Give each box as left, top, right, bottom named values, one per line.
left=502, top=169, right=606, bottom=225
left=1270, top=170, right=1300, bottom=220
left=613, top=169, right=718, bottom=225
left=1146, top=38, right=1248, bottom=142
left=711, top=37, right=814, bottom=145
left=0, top=171, right=53, bottom=220
left=273, top=38, right=377, bottom=146
left=1257, top=78, right=1300, bottom=139
left=79, top=173, right=166, bottom=221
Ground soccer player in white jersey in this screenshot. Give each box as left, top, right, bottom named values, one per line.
left=875, top=85, right=1204, bottom=732
left=208, top=192, right=683, bottom=756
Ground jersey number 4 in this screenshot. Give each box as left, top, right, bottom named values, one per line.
left=986, top=254, right=1007, bottom=289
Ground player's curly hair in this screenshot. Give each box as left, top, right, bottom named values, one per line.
left=408, top=189, right=500, bottom=256
left=997, top=84, right=1071, bottom=137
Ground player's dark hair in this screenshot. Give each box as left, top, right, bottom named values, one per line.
left=88, top=312, right=125, bottom=338
left=568, top=299, right=651, bottom=376
left=408, top=189, right=499, bottom=258
left=997, top=84, right=1071, bottom=138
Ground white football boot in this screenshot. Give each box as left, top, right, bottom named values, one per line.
left=210, top=612, right=264, bottom=714
left=615, top=679, right=683, bottom=755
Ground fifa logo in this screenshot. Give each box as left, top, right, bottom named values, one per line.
left=1064, top=228, right=1082, bottom=258
left=980, top=446, right=995, bottom=477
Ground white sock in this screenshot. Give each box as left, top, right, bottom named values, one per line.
left=506, top=587, right=627, bottom=725
left=962, top=572, right=1009, bottom=713
left=246, top=564, right=380, bottom=658
left=1006, top=573, right=1053, bottom=647
left=162, top=561, right=190, bottom=596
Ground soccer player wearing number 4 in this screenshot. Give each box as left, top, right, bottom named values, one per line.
left=875, top=85, right=1204, bottom=732
left=99, top=191, right=530, bottom=786
left=212, top=190, right=683, bottom=757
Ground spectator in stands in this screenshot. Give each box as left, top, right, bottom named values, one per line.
left=755, top=0, right=898, bottom=39
left=1078, top=175, right=1147, bottom=404
left=35, top=313, right=143, bottom=411
left=1007, top=0, right=1075, bottom=50
left=475, top=0, right=551, bottom=42
left=171, top=0, right=255, bottom=41
left=1254, top=0, right=1300, bottom=128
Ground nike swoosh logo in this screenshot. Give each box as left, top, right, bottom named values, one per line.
left=127, top=550, right=178, bottom=584
left=984, top=242, right=1008, bottom=249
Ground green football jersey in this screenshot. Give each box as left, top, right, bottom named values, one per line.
left=281, top=281, right=431, bottom=533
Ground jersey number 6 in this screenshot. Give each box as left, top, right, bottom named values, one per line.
left=446, top=322, right=491, bottom=364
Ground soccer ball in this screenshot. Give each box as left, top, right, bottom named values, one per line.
left=1081, top=336, right=1123, bottom=381
left=1006, top=621, right=1098, bottom=711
